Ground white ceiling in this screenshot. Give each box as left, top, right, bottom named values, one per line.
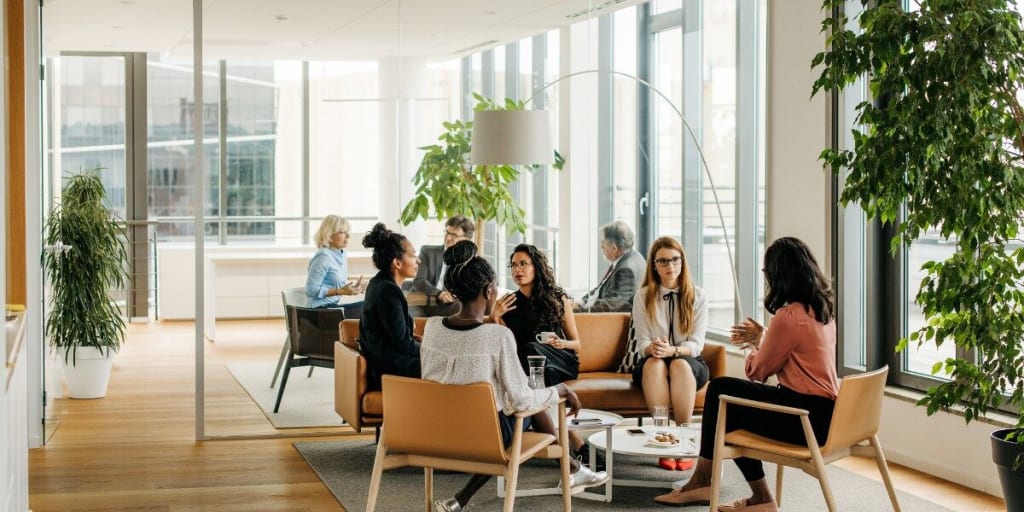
left=43, top=0, right=643, bottom=61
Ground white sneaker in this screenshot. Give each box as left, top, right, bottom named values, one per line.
left=434, top=498, right=461, bottom=512
left=565, top=464, right=610, bottom=492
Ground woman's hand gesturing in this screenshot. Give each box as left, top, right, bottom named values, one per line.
left=730, top=317, right=765, bottom=349
left=490, top=293, right=517, bottom=324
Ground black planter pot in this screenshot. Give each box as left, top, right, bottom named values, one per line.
left=991, top=428, right=1024, bottom=511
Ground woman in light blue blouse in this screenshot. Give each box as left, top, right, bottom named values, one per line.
left=306, top=215, right=363, bottom=308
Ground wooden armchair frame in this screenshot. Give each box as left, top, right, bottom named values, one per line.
left=709, top=367, right=900, bottom=512
left=367, top=375, right=573, bottom=512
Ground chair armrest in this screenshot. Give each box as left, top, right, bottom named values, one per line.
left=515, top=397, right=566, bottom=418
left=720, top=394, right=809, bottom=416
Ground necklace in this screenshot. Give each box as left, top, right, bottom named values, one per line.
left=453, top=312, right=482, bottom=322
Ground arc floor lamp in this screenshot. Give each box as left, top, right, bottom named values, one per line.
left=469, top=69, right=745, bottom=317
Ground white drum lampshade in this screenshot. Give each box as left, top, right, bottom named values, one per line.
left=470, top=109, right=553, bottom=166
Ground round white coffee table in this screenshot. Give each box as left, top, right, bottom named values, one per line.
left=587, top=424, right=700, bottom=500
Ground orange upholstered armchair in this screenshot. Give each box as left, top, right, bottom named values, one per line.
left=333, top=317, right=427, bottom=433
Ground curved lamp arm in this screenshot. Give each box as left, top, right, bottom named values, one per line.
left=472, top=68, right=745, bottom=318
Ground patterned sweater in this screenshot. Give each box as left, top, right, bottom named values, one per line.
left=420, top=317, right=558, bottom=415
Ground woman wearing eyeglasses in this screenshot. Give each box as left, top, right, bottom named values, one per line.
left=654, top=237, right=836, bottom=511
left=490, top=243, right=581, bottom=387
left=630, top=236, right=709, bottom=471
left=305, top=215, right=364, bottom=308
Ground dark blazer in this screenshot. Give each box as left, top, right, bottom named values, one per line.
left=581, top=249, right=646, bottom=312
left=409, top=245, right=444, bottom=295
left=359, top=270, right=420, bottom=390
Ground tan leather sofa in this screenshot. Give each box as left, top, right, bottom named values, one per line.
left=334, top=313, right=726, bottom=431
left=566, top=312, right=726, bottom=418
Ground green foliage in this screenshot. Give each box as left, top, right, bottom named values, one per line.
left=43, top=169, right=129, bottom=365
left=813, top=0, right=1024, bottom=433
left=399, top=93, right=564, bottom=238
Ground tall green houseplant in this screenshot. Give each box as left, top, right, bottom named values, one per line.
left=813, top=0, right=1024, bottom=501
left=44, top=169, right=129, bottom=365
left=399, top=94, right=563, bottom=244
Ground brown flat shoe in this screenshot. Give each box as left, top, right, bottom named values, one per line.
left=653, top=485, right=711, bottom=507
left=717, top=498, right=778, bottom=512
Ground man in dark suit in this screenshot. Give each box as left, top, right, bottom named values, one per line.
left=575, top=221, right=646, bottom=313
left=408, top=215, right=474, bottom=315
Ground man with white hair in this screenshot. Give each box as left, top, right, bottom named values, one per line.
left=576, top=220, right=646, bottom=313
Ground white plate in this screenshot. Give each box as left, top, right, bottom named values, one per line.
left=644, top=438, right=682, bottom=449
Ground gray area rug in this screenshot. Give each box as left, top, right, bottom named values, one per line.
left=227, top=361, right=344, bottom=428
left=295, top=439, right=952, bottom=512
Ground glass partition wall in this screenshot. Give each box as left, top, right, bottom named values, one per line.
left=43, top=0, right=767, bottom=439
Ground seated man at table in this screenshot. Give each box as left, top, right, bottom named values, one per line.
left=574, top=221, right=645, bottom=313
left=408, top=215, right=474, bottom=316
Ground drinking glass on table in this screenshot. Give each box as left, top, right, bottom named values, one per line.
left=529, top=367, right=546, bottom=389
left=652, top=405, right=670, bottom=427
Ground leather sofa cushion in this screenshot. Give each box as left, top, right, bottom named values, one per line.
left=567, top=372, right=709, bottom=415
left=576, top=313, right=630, bottom=373
left=567, top=373, right=647, bottom=411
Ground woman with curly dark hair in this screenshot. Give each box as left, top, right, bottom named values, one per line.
left=490, top=244, right=580, bottom=387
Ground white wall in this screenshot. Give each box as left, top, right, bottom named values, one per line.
left=766, top=1, right=832, bottom=264
left=765, top=1, right=1002, bottom=499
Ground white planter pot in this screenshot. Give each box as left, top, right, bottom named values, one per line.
left=62, top=346, right=114, bottom=399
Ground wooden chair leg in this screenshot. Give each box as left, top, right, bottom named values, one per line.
left=775, top=463, right=784, bottom=506
left=424, top=467, right=433, bottom=512
left=504, top=417, right=525, bottom=512
left=366, top=431, right=388, bottom=512
left=808, top=448, right=836, bottom=512
left=869, top=435, right=901, bottom=512
left=558, top=404, right=571, bottom=512
left=709, top=400, right=728, bottom=512
left=504, top=466, right=520, bottom=512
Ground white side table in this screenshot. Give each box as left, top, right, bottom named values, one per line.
left=496, top=408, right=622, bottom=502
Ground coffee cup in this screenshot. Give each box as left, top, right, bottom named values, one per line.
left=535, top=331, right=557, bottom=344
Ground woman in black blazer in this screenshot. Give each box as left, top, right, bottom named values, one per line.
left=358, top=223, right=422, bottom=390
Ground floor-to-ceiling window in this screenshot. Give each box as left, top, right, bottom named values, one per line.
left=44, top=0, right=768, bottom=439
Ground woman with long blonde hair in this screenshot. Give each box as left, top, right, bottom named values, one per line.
left=630, top=237, right=708, bottom=471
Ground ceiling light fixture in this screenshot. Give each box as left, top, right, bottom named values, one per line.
left=450, top=39, right=499, bottom=56
left=565, top=0, right=629, bottom=19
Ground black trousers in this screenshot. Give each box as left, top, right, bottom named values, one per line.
left=520, top=342, right=580, bottom=386
left=701, top=376, right=835, bottom=482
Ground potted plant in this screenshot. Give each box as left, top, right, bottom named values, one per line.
left=399, top=93, right=564, bottom=245
left=43, top=169, right=129, bottom=399
left=812, top=0, right=1024, bottom=506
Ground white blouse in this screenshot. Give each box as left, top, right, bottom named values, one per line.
left=420, top=317, right=558, bottom=415
left=631, top=284, right=707, bottom=358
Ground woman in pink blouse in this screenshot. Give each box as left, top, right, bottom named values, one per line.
left=653, top=237, right=838, bottom=512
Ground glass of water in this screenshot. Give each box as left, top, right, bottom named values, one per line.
left=652, top=405, right=670, bottom=427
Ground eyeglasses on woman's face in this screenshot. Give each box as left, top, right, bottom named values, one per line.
left=654, top=256, right=683, bottom=268
left=507, top=261, right=533, bottom=270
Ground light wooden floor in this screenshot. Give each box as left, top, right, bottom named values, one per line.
left=28, top=319, right=1006, bottom=511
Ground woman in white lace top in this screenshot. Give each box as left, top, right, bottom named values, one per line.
left=420, top=241, right=608, bottom=512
